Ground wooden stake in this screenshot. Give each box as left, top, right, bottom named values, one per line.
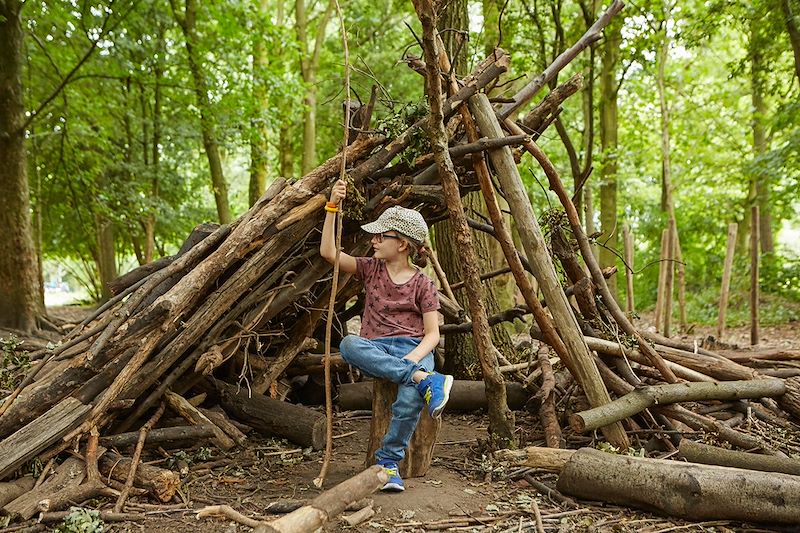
left=654, top=228, right=668, bottom=332
left=717, top=223, right=738, bottom=341
left=750, top=206, right=760, bottom=346
left=663, top=217, right=676, bottom=337
left=622, top=224, right=635, bottom=314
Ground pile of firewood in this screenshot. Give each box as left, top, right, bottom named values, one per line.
left=2, top=0, right=800, bottom=528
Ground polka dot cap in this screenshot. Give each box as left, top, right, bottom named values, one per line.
left=361, top=206, right=429, bottom=243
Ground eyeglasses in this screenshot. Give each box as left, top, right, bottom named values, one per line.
left=373, top=232, right=402, bottom=243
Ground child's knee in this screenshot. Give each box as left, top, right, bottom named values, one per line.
left=338, top=335, right=360, bottom=363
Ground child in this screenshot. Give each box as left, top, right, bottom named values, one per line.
left=320, top=179, right=453, bottom=492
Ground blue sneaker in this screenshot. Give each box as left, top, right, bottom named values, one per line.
left=378, top=461, right=405, bottom=492
left=416, top=371, right=454, bottom=418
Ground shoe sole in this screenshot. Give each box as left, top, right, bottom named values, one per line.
left=430, top=374, right=454, bottom=418
left=381, top=481, right=405, bottom=492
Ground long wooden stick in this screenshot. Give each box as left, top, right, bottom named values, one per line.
left=750, top=206, right=760, bottom=346
left=114, top=401, right=165, bottom=512
left=717, top=223, right=738, bottom=340
left=315, top=0, right=349, bottom=489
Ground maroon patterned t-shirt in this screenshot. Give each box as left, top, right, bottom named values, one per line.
left=355, top=257, right=441, bottom=339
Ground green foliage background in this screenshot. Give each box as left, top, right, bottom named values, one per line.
left=20, top=0, right=800, bottom=325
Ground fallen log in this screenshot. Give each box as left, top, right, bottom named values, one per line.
left=100, top=424, right=216, bottom=449
left=98, top=451, right=180, bottom=503
left=571, top=379, right=785, bottom=432
left=164, top=391, right=235, bottom=451
left=495, top=446, right=575, bottom=472
left=214, top=379, right=326, bottom=450
left=253, top=465, right=387, bottom=533
left=3, top=457, right=85, bottom=520
left=337, top=380, right=531, bottom=412
left=557, top=447, right=800, bottom=524
left=0, top=477, right=35, bottom=508
left=677, top=438, right=800, bottom=476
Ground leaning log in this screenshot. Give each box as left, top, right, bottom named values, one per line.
left=557, top=447, right=800, bottom=524
left=337, top=380, right=531, bottom=412
left=214, top=379, right=326, bottom=450
left=570, top=379, right=785, bottom=432
left=253, top=466, right=387, bottom=533
left=677, top=438, right=800, bottom=476
left=0, top=397, right=90, bottom=480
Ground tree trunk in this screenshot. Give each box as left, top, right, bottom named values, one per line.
left=598, top=15, right=622, bottom=298
left=557, top=447, right=800, bottom=524
left=752, top=18, right=773, bottom=255
left=415, top=0, right=515, bottom=445
left=95, top=213, right=117, bottom=302
left=249, top=0, right=269, bottom=207
left=296, top=0, right=335, bottom=175
left=784, top=0, right=800, bottom=86
left=170, top=0, right=231, bottom=224
left=0, top=0, right=41, bottom=332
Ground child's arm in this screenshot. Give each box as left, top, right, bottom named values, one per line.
left=320, top=180, right=357, bottom=274
left=402, top=311, right=440, bottom=364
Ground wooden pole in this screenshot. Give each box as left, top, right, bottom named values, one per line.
left=663, top=218, right=676, bottom=337
left=654, top=228, right=668, bottom=332
left=717, top=223, right=738, bottom=341
left=673, top=224, right=687, bottom=332
left=622, top=224, right=635, bottom=314
left=750, top=206, right=760, bottom=345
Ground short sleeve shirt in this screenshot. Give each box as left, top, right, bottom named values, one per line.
left=355, top=257, right=440, bottom=339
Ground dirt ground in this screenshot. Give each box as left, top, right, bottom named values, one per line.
left=4, top=310, right=800, bottom=532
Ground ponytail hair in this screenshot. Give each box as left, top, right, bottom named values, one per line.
left=409, top=241, right=429, bottom=268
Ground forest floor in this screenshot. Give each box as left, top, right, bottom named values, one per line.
left=3, top=308, right=800, bottom=533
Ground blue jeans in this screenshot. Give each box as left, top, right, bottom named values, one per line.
left=339, top=335, right=434, bottom=464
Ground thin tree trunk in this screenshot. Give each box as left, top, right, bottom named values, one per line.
left=170, top=0, right=231, bottom=224
left=296, top=0, right=335, bottom=175
left=717, top=223, right=737, bottom=341
left=599, top=16, right=622, bottom=298
left=750, top=205, right=760, bottom=346
left=0, top=0, right=41, bottom=332
left=782, top=0, right=800, bottom=88
left=751, top=18, right=773, bottom=254
left=249, top=0, right=269, bottom=207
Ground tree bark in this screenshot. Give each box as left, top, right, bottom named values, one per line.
left=598, top=12, right=622, bottom=297
left=557, top=447, right=800, bottom=524
left=98, top=451, right=180, bottom=503
left=0, top=0, right=41, bottom=332
left=717, top=222, right=737, bottom=341
left=784, top=0, right=800, bottom=86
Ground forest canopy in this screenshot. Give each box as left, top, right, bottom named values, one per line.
left=3, top=0, right=799, bottom=326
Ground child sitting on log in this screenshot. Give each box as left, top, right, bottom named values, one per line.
left=320, top=179, right=453, bottom=492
